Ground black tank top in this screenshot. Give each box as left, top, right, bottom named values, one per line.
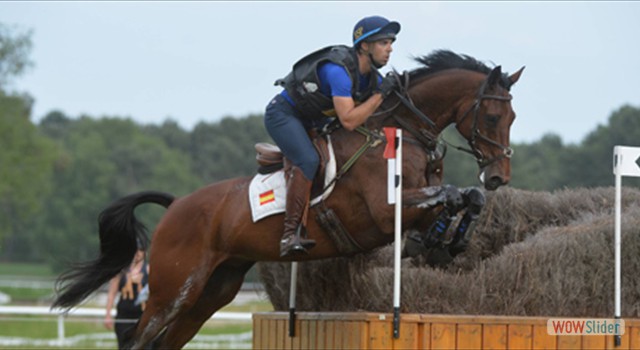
left=116, top=261, right=149, bottom=318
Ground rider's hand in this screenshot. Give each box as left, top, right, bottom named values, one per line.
left=377, top=71, right=400, bottom=98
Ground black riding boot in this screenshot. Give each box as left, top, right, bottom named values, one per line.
left=280, top=166, right=316, bottom=257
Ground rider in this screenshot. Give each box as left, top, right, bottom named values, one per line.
left=264, top=15, right=401, bottom=257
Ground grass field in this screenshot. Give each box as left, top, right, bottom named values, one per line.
left=0, top=317, right=254, bottom=349
left=0, top=286, right=54, bottom=303
left=0, top=262, right=53, bottom=278
left=0, top=301, right=270, bottom=349
left=0, top=262, right=273, bottom=349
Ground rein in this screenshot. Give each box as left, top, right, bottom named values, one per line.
left=318, top=124, right=383, bottom=193
left=377, top=72, right=440, bottom=149
left=388, top=71, right=514, bottom=169
left=316, top=69, right=514, bottom=192
left=317, top=123, right=442, bottom=194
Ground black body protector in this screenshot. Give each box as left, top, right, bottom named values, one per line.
left=275, top=45, right=379, bottom=119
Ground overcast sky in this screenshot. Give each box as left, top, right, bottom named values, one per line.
left=1, top=2, right=639, bottom=144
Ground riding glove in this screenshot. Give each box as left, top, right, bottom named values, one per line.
left=377, top=72, right=400, bottom=98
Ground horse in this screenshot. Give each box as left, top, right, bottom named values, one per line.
left=53, top=50, right=524, bottom=349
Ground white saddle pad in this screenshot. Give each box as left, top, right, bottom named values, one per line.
left=249, top=136, right=337, bottom=222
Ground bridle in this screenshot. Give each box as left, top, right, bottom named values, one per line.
left=456, top=80, right=514, bottom=168
left=386, top=72, right=514, bottom=169
left=319, top=70, right=514, bottom=193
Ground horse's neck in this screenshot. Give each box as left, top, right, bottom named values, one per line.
left=407, top=71, right=483, bottom=132
left=364, top=70, right=483, bottom=142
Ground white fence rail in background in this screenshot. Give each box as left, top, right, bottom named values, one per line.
left=0, top=306, right=251, bottom=346
left=0, top=280, right=53, bottom=289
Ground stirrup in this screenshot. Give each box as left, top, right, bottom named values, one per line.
left=280, top=227, right=316, bottom=257
left=280, top=235, right=307, bottom=257
left=295, top=224, right=316, bottom=250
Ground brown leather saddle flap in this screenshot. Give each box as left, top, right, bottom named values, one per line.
left=255, top=142, right=283, bottom=167
left=254, top=135, right=330, bottom=196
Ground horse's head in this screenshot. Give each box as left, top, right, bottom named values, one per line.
left=454, top=66, right=524, bottom=190
left=383, top=50, right=524, bottom=191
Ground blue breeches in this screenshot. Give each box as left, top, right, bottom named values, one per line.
left=264, top=94, right=323, bottom=180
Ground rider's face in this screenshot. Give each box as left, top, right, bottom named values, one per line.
left=363, top=39, right=394, bottom=67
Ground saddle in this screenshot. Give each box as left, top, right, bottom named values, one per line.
left=253, top=134, right=365, bottom=255
left=255, top=132, right=331, bottom=197
left=255, top=143, right=285, bottom=173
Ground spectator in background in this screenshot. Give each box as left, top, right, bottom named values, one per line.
left=104, top=244, right=149, bottom=348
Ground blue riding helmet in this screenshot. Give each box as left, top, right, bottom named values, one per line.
left=353, top=15, right=401, bottom=46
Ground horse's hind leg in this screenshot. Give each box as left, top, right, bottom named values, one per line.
left=127, top=254, right=226, bottom=349
left=153, top=259, right=255, bottom=349
left=127, top=286, right=198, bottom=348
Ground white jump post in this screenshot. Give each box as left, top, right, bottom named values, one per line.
left=612, top=145, right=640, bottom=346
left=393, top=129, right=403, bottom=339
left=384, top=127, right=403, bottom=339
left=288, top=261, right=298, bottom=337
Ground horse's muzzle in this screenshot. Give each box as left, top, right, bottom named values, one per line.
left=479, top=171, right=508, bottom=191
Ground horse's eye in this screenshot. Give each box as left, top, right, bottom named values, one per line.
left=484, top=114, right=500, bottom=127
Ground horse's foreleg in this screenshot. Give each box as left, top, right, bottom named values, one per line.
left=154, top=260, right=255, bottom=349
left=402, top=184, right=464, bottom=211
left=448, top=187, right=485, bottom=256
left=402, top=186, right=485, bottom=265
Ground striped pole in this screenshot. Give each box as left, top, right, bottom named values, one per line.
left=384, top=127, right=402, bottom=339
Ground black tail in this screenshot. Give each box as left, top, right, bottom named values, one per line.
left=52, top=191, right=175, bottom=311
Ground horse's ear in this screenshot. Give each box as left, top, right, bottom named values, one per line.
left=508, top=66, right=525, bottom=86
left=487, top=66, right=502, bottom=87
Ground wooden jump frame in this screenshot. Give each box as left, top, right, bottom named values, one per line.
left=253, top=312, right=640, bottom=349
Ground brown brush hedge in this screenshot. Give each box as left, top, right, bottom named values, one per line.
left=257, top=186, right=640, bottom=317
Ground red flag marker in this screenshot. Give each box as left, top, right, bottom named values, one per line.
left=383, top=127, right=397, bottom=159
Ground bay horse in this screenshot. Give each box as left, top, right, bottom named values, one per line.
left=53, top=50, right=523, bottom=349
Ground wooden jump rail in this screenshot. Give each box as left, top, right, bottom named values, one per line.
left=253, top=312, right=640, bottom=349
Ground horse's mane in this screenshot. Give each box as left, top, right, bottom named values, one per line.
left=409, top=50, right=512, bottom=90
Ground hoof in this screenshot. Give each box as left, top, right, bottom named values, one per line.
left=444, top=185, right=464, bottom=212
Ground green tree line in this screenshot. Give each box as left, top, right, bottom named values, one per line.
left=1, top=23, right=639, bottom=269
left=7, top=108, right=274, bottom=268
